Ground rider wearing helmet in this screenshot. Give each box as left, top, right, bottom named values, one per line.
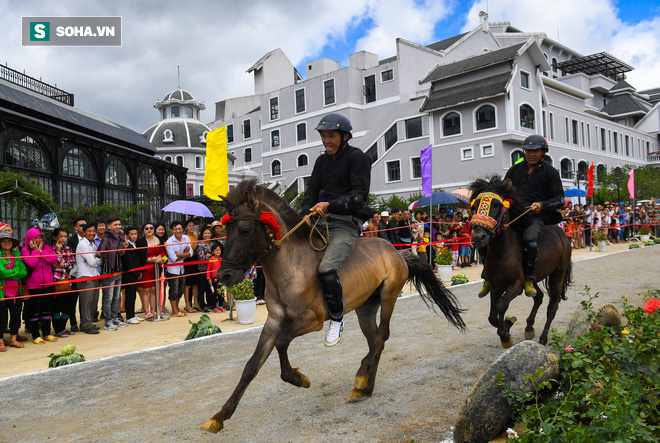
left=501, top=135, right=564, bottom=297
left=301, top=113, right=372, bottom=347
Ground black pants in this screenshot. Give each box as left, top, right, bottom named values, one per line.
left=68, top=282, right=79, bottom=327
left=52, top=288, right=74, bottom=334
left=123, top=281, right=137, bottom=319
left=0, top=298, right=22, bottom=336
left=198, top=274, right=211, bottom=309
left=24, top=286, right=55, bottom=339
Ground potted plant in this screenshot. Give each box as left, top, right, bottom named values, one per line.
left=434, top=248, right=454, bottom=282
left=639, top=225, right=651, bottom=242
left=593, top=230, right=608, bottom=251
left=229, top=277, right=256, bottom=324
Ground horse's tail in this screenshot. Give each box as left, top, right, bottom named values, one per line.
left=561, top=260, right=572, bottom=301
left=402, top=252, right=466, bottom=331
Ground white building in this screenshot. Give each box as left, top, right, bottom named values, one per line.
left=209, top=12, right=659, bottom=200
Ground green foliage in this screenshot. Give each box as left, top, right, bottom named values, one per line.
left=654, top=238, right=660, bottom=245
left=500, top=287, right=660, bottom=442
left=451, top=273, right=469, bottom=285
left=0, top=168, right=58, bottom=216
left=47, top=344, right=86, bottom=368
left=639, top=225, right=651, bottom=235
left=58, top=202, right=148, bottom=231
left=434, top=248, right=454, bottom=266
left=230, top=278, right=255, bottom=300
left=593, top=230, right=608, bottom=242
left=185, top=314, right=222, bottom=340
left=644, top=240, right=654, bottom=246
left=596, top=165, right=660, bottom=204
left=629, top=242, right=640, bottom=249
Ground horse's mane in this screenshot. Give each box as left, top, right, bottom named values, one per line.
left=222, top=179, right=309, bottom=234
left=468, top=175, right=522, bottom=207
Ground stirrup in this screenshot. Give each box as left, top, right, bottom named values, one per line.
left=524, top=279, right=537, bottom=297
left=478, top=280, right=490, bottom=298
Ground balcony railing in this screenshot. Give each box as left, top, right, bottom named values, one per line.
left=0, top=64, right=74, bottom=106
left=647, top=154, right=660, bottom=163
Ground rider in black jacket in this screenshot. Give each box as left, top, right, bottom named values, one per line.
left=301, top=113, right=371, bottom=347
left=504, top=135, right=564, bottom=297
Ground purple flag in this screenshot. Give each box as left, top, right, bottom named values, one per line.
left=421, top=145, right=432, bottom=198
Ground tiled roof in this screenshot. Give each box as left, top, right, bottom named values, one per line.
left=421, top=43, right=524, bottom=84
left=601, top=94, right=649, bottom=116
left=426, top=33, right=468, bottom=52
left=420, top=72, right=511, bottom=112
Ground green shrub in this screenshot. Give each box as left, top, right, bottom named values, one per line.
left=48, top=344, right=86, bottom=368
left=230, top=278, right=255, bottom=300
left=185, top=314, right=222, bottom=340
left=434, top=248, right=454, bottom=266
left=500, top=287, right=660, bottom=441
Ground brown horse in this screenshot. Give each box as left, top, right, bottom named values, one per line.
left=468, top=176, right=572, bottom=348
left=202, top=179, right=465, bottom=432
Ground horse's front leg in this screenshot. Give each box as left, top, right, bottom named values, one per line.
left=276, top=309, right=324, bottom=388
left=202, top=316, right=282, bottom=433
left=524, top=284, right=544, bottom=340
left=495, top=281, right=523, bottom=348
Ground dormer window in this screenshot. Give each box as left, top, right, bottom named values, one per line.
left=163, top=129, right=174, bottom=143
left=185, top=106, right=194, bottom=118
left=171, top=106, right=180, bottom=118
left=199, top=131, right=208, bottom=144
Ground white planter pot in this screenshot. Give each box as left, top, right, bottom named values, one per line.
left=437, top=264, right=452, bottom=282
left=640, top=234, right=650, bottom=242
left=235, top=299, right=256, bottom=324
left=598, top=240, right=607, bottom=252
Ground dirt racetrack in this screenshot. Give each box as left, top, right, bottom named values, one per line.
left=0, top=247, right=655, bottom=442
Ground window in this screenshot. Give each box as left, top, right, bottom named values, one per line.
left=105, top=159, right=131, bottom=186
left=552, top=57, right=558, bottom=73
left=171, top=106, right=180, bottom=118
left=269, top=97, right=279, bottom=121
left=581, top=122, right=585, bottom=146
left=565, top=118, right=570, bottom=143
left=520, top=71, right=530, bottom=89
left=62, top=148, right=96, bottom=180
left=164, top=155, right=172, bottom=162
left=587, top=124, right=591, bottom=148
left=185, top=106, right=193, bottom=118
left=295, top=89, right=305, bottom=113
left=366, top=143, right=378, bottom=165
left=542, top=111, right=547, bottom=137
left=549, top=112, right=555, bottom=140
left=4, top=135, right=51, bottom=173
left=165, top=174, right=179, bottom=196
left=227, top=124, right=234, bottom=143
left=195, top=156, right=203, bottom=169
left=572, top=119, right=579, bottom=145
left=324, top=79, right=335, bottom=105
left=384, top=125, right=397, bottom=150
left=296, top=123, right=306, bottom=142
left=411, top=157, right=422, bottom=179
left=442, top=112, right=461, bottom=136
left=481, top=144, right=494, bottom=158
left=386, top=160, right=401, bottom=182
left=163, top=129, right=174, bottom=143
left=162, top=108, right=166, bottom=119
left=381, top=69, right=393, bottom=82
left=405, top=117, right=422, bottom=139
left=596, top=164, right=606, bottom=180
left=601, top=128, right=606, bottom=151
left=461, top=147, right=473, bottom=161
left=613, top=131, right=618, bottom=153
left=175, top=155, right=184, bottom=167
left=271, top=130, right=280, bottom=148
left=244, top=148, right=252, bottom=163
left=520, top=105, right=535, bottom=129
left=625, top=135, right=630, bottom=156
left=511, top=150, right=523, bottom=165
left=271, top=160, right=281, bottom=176
left=297, top=154, right=308, bottom=167
left=364, top=75, right=376, bottom=103
left=476, top=105, right=495, bottom=130
left=243, top=119, right=251, bottom=139
left=560, top=158, right=573, bottom=179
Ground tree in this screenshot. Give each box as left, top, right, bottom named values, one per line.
left=0, top=168, right=58, bottom=219
left=58, top=202, right=148, bottom=231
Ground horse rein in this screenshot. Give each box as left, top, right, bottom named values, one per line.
left=274, top=209, right=329, bottom=252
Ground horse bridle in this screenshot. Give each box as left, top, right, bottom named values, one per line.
left=471, top=192, right=509, bottom=236
left=220, top=213, right=275, bottom=270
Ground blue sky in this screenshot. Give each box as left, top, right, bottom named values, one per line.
left=1, top=0, right=659, bottom=132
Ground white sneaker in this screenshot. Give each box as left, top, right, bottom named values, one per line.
left=324, top=320, right=344, bottom=347
left=135, top=316, right=145, bottom=322
left=126, top=317, right=140, bottom=325
left=112, top=318, right=128, bottom=328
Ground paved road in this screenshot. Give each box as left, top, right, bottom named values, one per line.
left=0, top=247, right=656, bottom=442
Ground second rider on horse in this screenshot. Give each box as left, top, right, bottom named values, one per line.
left=301, top=113, right=372, bottom=347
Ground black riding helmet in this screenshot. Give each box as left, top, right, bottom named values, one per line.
left=315, top=113, right=353, bottom=140
left=522, top=134, right=549, bottom=151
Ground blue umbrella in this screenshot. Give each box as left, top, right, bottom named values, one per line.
left=162, top=200, right=213, bottom=217
left=412, top=192, right=459, bottom=208
left=564, top=188, right=587, bottom=197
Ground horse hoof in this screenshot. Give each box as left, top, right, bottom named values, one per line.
left=354, top=375, right=368, bottom=390
left=201, top=418, right=224, bottom=433
left=524, top=328, right=535, bottom=340
left=300, top=374, right=311, bottom=388
left=347, top=389, right=368, bottom=403
left=501, top=337, right=513, bottom=348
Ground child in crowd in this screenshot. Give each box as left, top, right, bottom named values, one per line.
left=122, top=226, right=144, bottom=324
left=433, top=232, right=444, bottom=269
left=0, top=232, right=27, bottom=351
left=565, top=218, right=574, bottom=248
left=51, top=228, right=76, bottom=337
left=417, top=231, right=429, bottom=263
left=449, top=229, right=460, bottom=270
left=207, top=242, right=229, bottom=312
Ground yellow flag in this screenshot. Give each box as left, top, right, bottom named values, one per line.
left=204, top=126, right=228, bottom=200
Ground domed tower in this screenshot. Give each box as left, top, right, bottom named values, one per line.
left=143, top=87, right=209, bottom=197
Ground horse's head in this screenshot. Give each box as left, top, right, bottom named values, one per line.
left=468, top=176, right=518, bottom=248
left=217, top=181, right=282, bottom=287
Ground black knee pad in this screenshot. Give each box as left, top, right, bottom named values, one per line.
left=318, top=271, right=341, bottom=298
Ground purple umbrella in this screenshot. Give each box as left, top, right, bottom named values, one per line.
left=162, top=200, right=213, bottom=217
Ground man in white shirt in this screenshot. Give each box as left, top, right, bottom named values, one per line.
left=165, top=221, right=191, bottom=317
left=66, top=217, right=86, bottom=332
left=75, top=224, right=102, bottom=334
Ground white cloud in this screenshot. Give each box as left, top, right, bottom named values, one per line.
left=460, top=0, right=660, bottom=90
